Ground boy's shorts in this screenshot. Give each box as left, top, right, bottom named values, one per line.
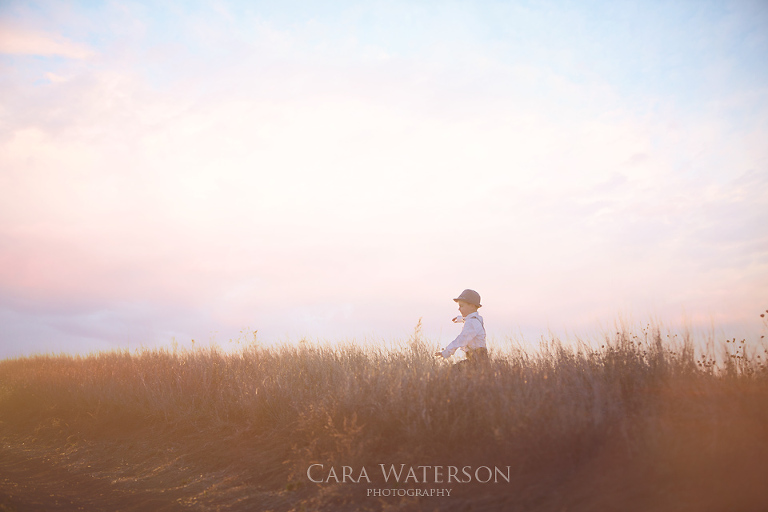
left=465, top=347, right=488, bottom=363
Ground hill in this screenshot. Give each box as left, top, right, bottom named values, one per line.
left=1, top=323, right=767, bottom=511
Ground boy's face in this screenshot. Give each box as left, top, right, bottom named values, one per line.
left=457, top=300, right=477, bottom=317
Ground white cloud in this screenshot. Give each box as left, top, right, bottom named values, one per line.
left=1, top=1, right=766, bottom=356
left=0, top=23, right=94, bottom=58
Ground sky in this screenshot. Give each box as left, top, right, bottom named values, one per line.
left=1, top=0, right=767, bottom=358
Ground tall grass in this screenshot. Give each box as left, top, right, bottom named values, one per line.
left=1, top=319, right=767, bottom=511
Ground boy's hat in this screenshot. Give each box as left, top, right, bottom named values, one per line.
left=454, top=289, right=482, bottom=307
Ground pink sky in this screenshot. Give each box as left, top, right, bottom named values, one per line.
left=1, top=1, right=767, bottom=357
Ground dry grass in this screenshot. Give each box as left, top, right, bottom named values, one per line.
left=1, top=317, right=768, bottom=511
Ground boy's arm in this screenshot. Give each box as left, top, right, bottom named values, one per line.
left=439, top=319, right=480, bottom=359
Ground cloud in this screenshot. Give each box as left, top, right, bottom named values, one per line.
left=0, top=24, right=94, bottom=58
left=1, top=1, right=767, bottom=357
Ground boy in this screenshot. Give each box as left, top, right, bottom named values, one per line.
left=434, top=289, right=487, bottom=363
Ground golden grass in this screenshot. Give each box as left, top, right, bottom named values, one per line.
left=1, top=320, right=767, bottom=511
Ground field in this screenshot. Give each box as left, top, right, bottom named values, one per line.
left=1, top=319, right=768, bottom=511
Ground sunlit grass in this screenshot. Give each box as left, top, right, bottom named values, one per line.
left=1, top=313, right=767, bottom=511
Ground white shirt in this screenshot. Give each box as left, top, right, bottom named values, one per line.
left=441, top=312, right=486, bottom=359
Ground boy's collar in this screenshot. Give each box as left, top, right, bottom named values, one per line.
left=466, top=311, right=479, bottom=318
